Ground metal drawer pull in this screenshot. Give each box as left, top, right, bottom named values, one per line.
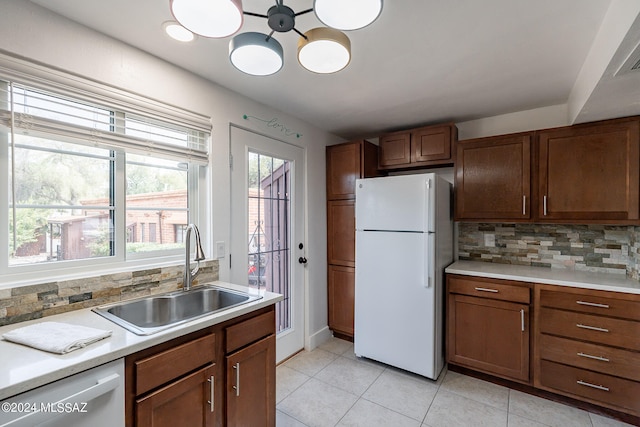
left=520, top=309, right=525, bottom=332
left=207, top=376, right=215, bottom=412
left=233, top=363, right=240, bottom=397
left=522, top=195, right=526, bottom=215
left=577, top=324, right=609, bottom=333
left=577, top=380, right=609, bottom=392
left=543, top=195, right=548, bottom=216
left=577, top=352, right=610, bottom=362
left=576, top=300, right=610, bottom=309
left=474, top=287, right=499, bottom=293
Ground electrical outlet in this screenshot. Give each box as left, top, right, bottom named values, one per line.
left=484, top=233, right=496, bottom=247
left=216, top=241, right=225, bottom=258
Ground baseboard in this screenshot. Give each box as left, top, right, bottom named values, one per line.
left=307, top=326, right=332, bottom=350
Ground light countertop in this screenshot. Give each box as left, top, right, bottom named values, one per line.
left=0, top=281, right=283, bottom=400
left=446, top=260, right=640, bottom=295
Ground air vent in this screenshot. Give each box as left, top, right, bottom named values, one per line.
left=615, top=40, right=640, bottom=76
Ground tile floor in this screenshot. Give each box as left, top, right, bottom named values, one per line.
left=276, top=337, right=635, bottom=427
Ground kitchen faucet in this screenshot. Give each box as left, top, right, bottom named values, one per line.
left=183, top=224, right=206, bottom=291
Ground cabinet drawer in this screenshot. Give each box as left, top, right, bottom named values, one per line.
left=226, top=310, right=275, bottom=353
left=539, top=289, right=640, bottom=321
left=448, top=276, right=530, bottom=304
left=539, top=307, right=640, bottom=351
left=538, top=359, right=640, bottom=415
left=135, top=333, right=216, bottom=396
left=539, top=334, right=640, bottom=382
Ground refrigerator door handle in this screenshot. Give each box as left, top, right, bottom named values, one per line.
left=425, top=232, right=435, bottom=288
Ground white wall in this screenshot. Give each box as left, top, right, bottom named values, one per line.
left=0, top=0, right=343, bottom=348
left=456, top=104, right=570, bottom=140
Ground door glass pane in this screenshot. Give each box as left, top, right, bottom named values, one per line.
left=247, top=152, right=291, bottom=333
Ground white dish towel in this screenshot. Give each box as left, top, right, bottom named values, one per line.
left=2, top=321, right=112, bottom=354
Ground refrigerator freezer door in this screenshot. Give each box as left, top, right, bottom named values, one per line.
left=354, top=230, right=440, bottom=379
left=355, top=174, right=434, bottom=232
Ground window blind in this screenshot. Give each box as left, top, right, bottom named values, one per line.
left=0, top=77, right=210, bottom=165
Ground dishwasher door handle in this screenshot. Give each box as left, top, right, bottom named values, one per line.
left=3, top=373, right=121, bottom=427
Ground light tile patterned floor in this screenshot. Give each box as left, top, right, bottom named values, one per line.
left=276, top=337, right=635, bottom=427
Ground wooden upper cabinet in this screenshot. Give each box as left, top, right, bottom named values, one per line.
left=412, top=125, right=453, bottom=164
left=326, top=140, right=379, bottom=200
left=455, top=133, right=531, bottom=221
left=379, top=124, right=456, bottom=170
left=378, top=132, right=411, bottom=168
left=538, top=119, right=640, bottom=222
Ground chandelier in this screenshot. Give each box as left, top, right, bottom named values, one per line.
left=169, top=0, right=383, bottom=76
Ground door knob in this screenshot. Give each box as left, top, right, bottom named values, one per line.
left=298, top=257, right=308, bottom=264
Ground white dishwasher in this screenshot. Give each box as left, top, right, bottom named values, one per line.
left=0, top=358, right=124, bottom=427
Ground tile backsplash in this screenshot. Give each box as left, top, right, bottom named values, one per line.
left=458, top=223, right=640, bottom=281
left=0, top=260, right=219, bottom=326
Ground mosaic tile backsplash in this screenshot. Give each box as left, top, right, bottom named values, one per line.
left=458, top=223, right=640, bottom=281
left=0, top=260, right=219, bottom=326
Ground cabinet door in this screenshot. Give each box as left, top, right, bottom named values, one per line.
left=136, top=364, right=217, bottom=427
left=328, top=265, right=355, bottom=337
left=226, top=335, right=275, bottom=427
left=378, top=132, right=411, bottom=168
left=447, top=294, right=529, bottom=382
left=327, top=200, right=355, bottom=266
left=412, top=125, right=452, bottom=164
left=538, top=120, right=640, bottom=222
left=326, top=142, right=362, bottom=199
left=455, top=134, right=531, bottom=220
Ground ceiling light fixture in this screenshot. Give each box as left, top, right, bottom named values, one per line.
left=163, top=21, right=196, bottom=42
left=170, top=0, right=243, bottom=38
left=314, top=0, right=383, bottom=31
left=230, top=32, right=284, bottom=76
left=298, top=28, right=351, bottom=74
left=168, top=0, right=382, bottom=76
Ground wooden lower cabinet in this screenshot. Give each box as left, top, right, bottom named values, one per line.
left=447, top=273, right=640, bottom=421
left=136, top=364, right=216, bottom=427
left=126, top=306, right=276, bottom=427
left=535, top=285, right=640, bottom=417
left=447, top=275, right=530, bottom=383
left=328, top=265, right=355, bottom=337
left=226, top=335, right=276, bottom=427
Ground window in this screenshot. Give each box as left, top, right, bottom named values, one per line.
left=0, top=76, right=210, bottom=281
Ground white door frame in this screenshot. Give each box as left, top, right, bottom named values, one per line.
left=229, top=124, right=307, bottom=362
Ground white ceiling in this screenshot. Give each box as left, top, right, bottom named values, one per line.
left=29, top=0, right=640, bottom=139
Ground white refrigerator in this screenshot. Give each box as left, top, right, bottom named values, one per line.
left=354, top=173, right=452, bottom=380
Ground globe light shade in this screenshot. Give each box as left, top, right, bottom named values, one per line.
left=298, top=28, right=351, bottom=74
left=170, top=0, right=243, bottom=38
left=314, top=0, right=383, bottom=31
left=230, top=32, right=284, bottom=76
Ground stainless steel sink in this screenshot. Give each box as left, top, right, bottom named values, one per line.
left=93, top=285, right=262, bottom=335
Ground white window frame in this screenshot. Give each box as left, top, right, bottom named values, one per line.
left=0, top=54, right=211, bottom=288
